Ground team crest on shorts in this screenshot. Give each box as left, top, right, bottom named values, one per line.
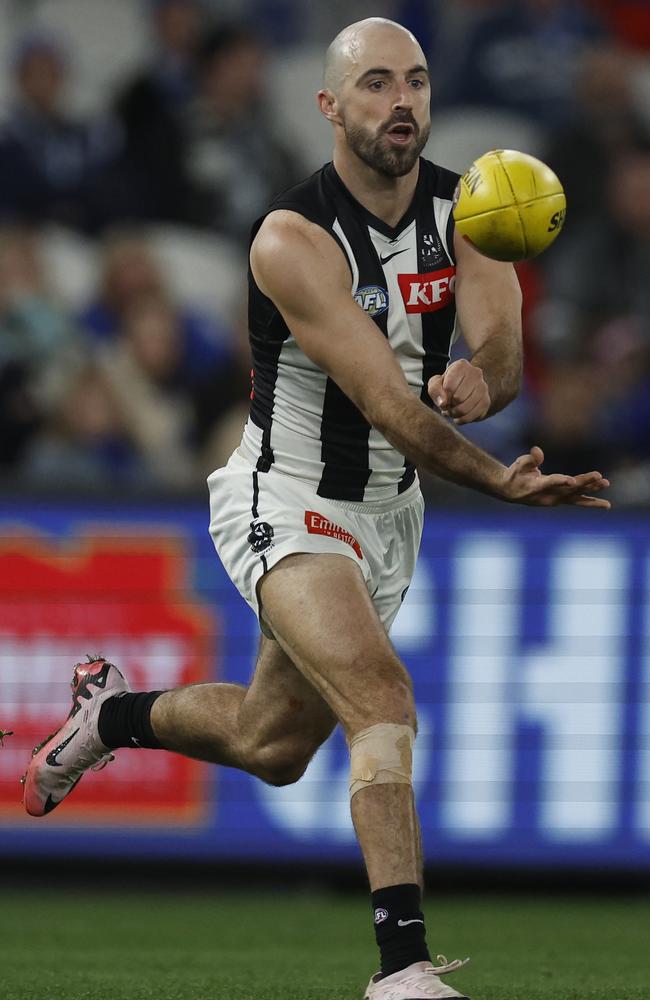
left=248, top=520, right=274, bottom=554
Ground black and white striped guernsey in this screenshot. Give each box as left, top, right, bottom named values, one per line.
left=241, top=157, right=461, bottom=503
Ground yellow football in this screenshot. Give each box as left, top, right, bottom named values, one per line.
left=453, top=149, right=566, bottom=261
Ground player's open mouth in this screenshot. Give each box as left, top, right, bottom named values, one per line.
left=385, top=124, right=415, bottom=145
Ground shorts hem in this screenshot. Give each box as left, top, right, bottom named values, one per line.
left=248, top=537, right=371, bottom=621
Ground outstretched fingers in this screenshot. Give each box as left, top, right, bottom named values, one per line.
left=569, top=472, right=610, bottom=490
left=507, top=447, right=611, bottom=508
left=557, top=472, right=611, bottom=508
left=539, top=472, right=577, bottom=491
left=569, top=495, right=612, bottom=509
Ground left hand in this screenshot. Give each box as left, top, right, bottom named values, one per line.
left=502, top=446, right=611, bottom=509
left=428, top=359, right=491, bottom=424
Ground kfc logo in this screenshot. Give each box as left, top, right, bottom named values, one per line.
left=398, top=267, right=456, bottom=313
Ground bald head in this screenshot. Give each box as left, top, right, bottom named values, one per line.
left=323, top=18, right=426, bottom=96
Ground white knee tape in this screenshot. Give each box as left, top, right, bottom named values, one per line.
left=349, top=723, right=414, bottom=800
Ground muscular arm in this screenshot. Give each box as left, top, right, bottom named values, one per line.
left=453, top=227, right=523, bottom=416
left=250, top=211, right=609, bottom=508
left=426, top=232, right=522, bottom=423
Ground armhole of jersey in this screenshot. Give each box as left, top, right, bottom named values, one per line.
left=329, top=228, right=354, bottom=285
left=256, top=206, right=355, bottom=288
left=433, top=195, right=456, bottom=266
left=446, top=210, right=456, bottom=265
left=431, top=163, right=460, bottom=266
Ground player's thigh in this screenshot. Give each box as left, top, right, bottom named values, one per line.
left=258, top=553, right=416, bottom=737
left=238, top=634, right=337, bottom=763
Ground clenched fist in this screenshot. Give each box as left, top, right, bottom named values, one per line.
left=428, top=358, right=490, bottom=424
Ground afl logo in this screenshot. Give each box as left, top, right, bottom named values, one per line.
left=354, top=284, right=389, bottom=316
left=374, top=908, right=389, bottom=925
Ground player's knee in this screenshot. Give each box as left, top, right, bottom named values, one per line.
left=343, top=663, right=417, bottom=738
left=248, top=741, right=312, bottom=787
left=387, top=676, right=417, bottom=730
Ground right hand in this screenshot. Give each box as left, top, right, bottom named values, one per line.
left=501, top=446, right=611, bottom=508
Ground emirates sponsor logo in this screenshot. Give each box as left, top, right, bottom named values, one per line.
left=398, top=266, right=456, bottom=313
left=304, top=511, right=363, bottom=559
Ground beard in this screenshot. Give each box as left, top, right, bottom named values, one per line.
left=342, top=113, right=430, bottom=178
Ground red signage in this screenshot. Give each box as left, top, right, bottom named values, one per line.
left=398, top=266, right=456, bottom=313
left=304, top=511, right=363, bottom=559
left=0, top=531, right=215, bottom=825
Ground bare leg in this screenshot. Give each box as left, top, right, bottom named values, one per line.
left=352, top=785, right=423, bottom=891
left=259, top=553, right=422, bottom=891
left=150, top=636, right=337, bottom=786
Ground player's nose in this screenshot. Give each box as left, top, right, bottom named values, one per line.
left=392, top=90, right=413, bottom=110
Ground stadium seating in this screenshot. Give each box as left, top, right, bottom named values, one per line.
left=424, top=108, right=545, bottom=175
left=39, top=224, right=243, bottom=327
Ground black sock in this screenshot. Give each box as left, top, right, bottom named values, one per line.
left=98, top=692, right=165, bottom=749
left=372, top=883, right=431, bottom=978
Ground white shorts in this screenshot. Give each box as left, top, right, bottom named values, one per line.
left=207, top=450, right=425, bottom=636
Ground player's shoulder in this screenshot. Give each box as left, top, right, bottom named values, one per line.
left=254, top=208, right=330, bottom=252
left=251, top=164, right=346, bottom=269
left=251, top=204, right=350, bottom=305
left=419, top=157, right=461, bottom=202
left=262, top=163, right=338, bottom=231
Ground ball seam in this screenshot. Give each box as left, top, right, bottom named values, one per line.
left=495, top=150, right=528, bottom=258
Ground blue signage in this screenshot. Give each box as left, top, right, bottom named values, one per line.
left=0, top=501, right=648, bottom=867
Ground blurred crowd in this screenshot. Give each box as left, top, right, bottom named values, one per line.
left=0, top=0, right=648, bottom=503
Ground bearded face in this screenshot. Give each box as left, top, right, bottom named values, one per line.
left=341, top=110, right=430, bottom=178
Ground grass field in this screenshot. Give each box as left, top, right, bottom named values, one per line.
left=0, top=890, right=647, bottom=999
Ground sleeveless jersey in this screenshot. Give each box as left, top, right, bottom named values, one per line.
left=241, top=158, right=461, bottom=503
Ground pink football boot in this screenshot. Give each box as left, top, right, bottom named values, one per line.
left=22, top=655, right=129, bottom=816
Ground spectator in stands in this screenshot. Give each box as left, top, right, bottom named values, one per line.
left=21, top=285, right=248, bottom=493
left=79, top=231, right=234, bottom=380
left=181, top=24, right=304, bottom=243
left=589, top=0, right=650, bottom=52
left=19, top=363, right=145, bottom=491
left=529, top=145, right=650, bottom=498
left=545, top=44, right=650, bottom=231
left=115, top=0, right=206, bottom=221
left=538, top=146, right=650, bottom=358
left=80, top=231, right=248, bottom=456
left=0, top=227, right=82, bottom=470
left=96, top=293, right=199, bottom=489
left=0, top=31, right=123, bottom=234
left=432, top=0, right=604, bottom=127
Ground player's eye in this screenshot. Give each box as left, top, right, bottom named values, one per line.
left=409, top=78, right=425, bottom=89
left=369, top=80, right=386, bottom=90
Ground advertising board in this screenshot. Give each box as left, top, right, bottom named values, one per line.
left=0, top=502, right=648, bottom=867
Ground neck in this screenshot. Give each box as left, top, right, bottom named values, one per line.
left=332, top=145, right=420, bottom=228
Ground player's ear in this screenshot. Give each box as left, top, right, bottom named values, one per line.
left=317, top=88, right=342, bottom=125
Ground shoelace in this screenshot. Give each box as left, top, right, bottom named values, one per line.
left=20, top=671, right=117, bottom=792
left=430, top=956, right=470, bottom=976
left=389, top=957, right=470, bottom=997
left=67, top=718, right=115, bottom=780
left=91, top=752, right=115, bottom=772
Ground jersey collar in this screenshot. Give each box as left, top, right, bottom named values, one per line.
left=327, top=159, right=428, bottom=242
